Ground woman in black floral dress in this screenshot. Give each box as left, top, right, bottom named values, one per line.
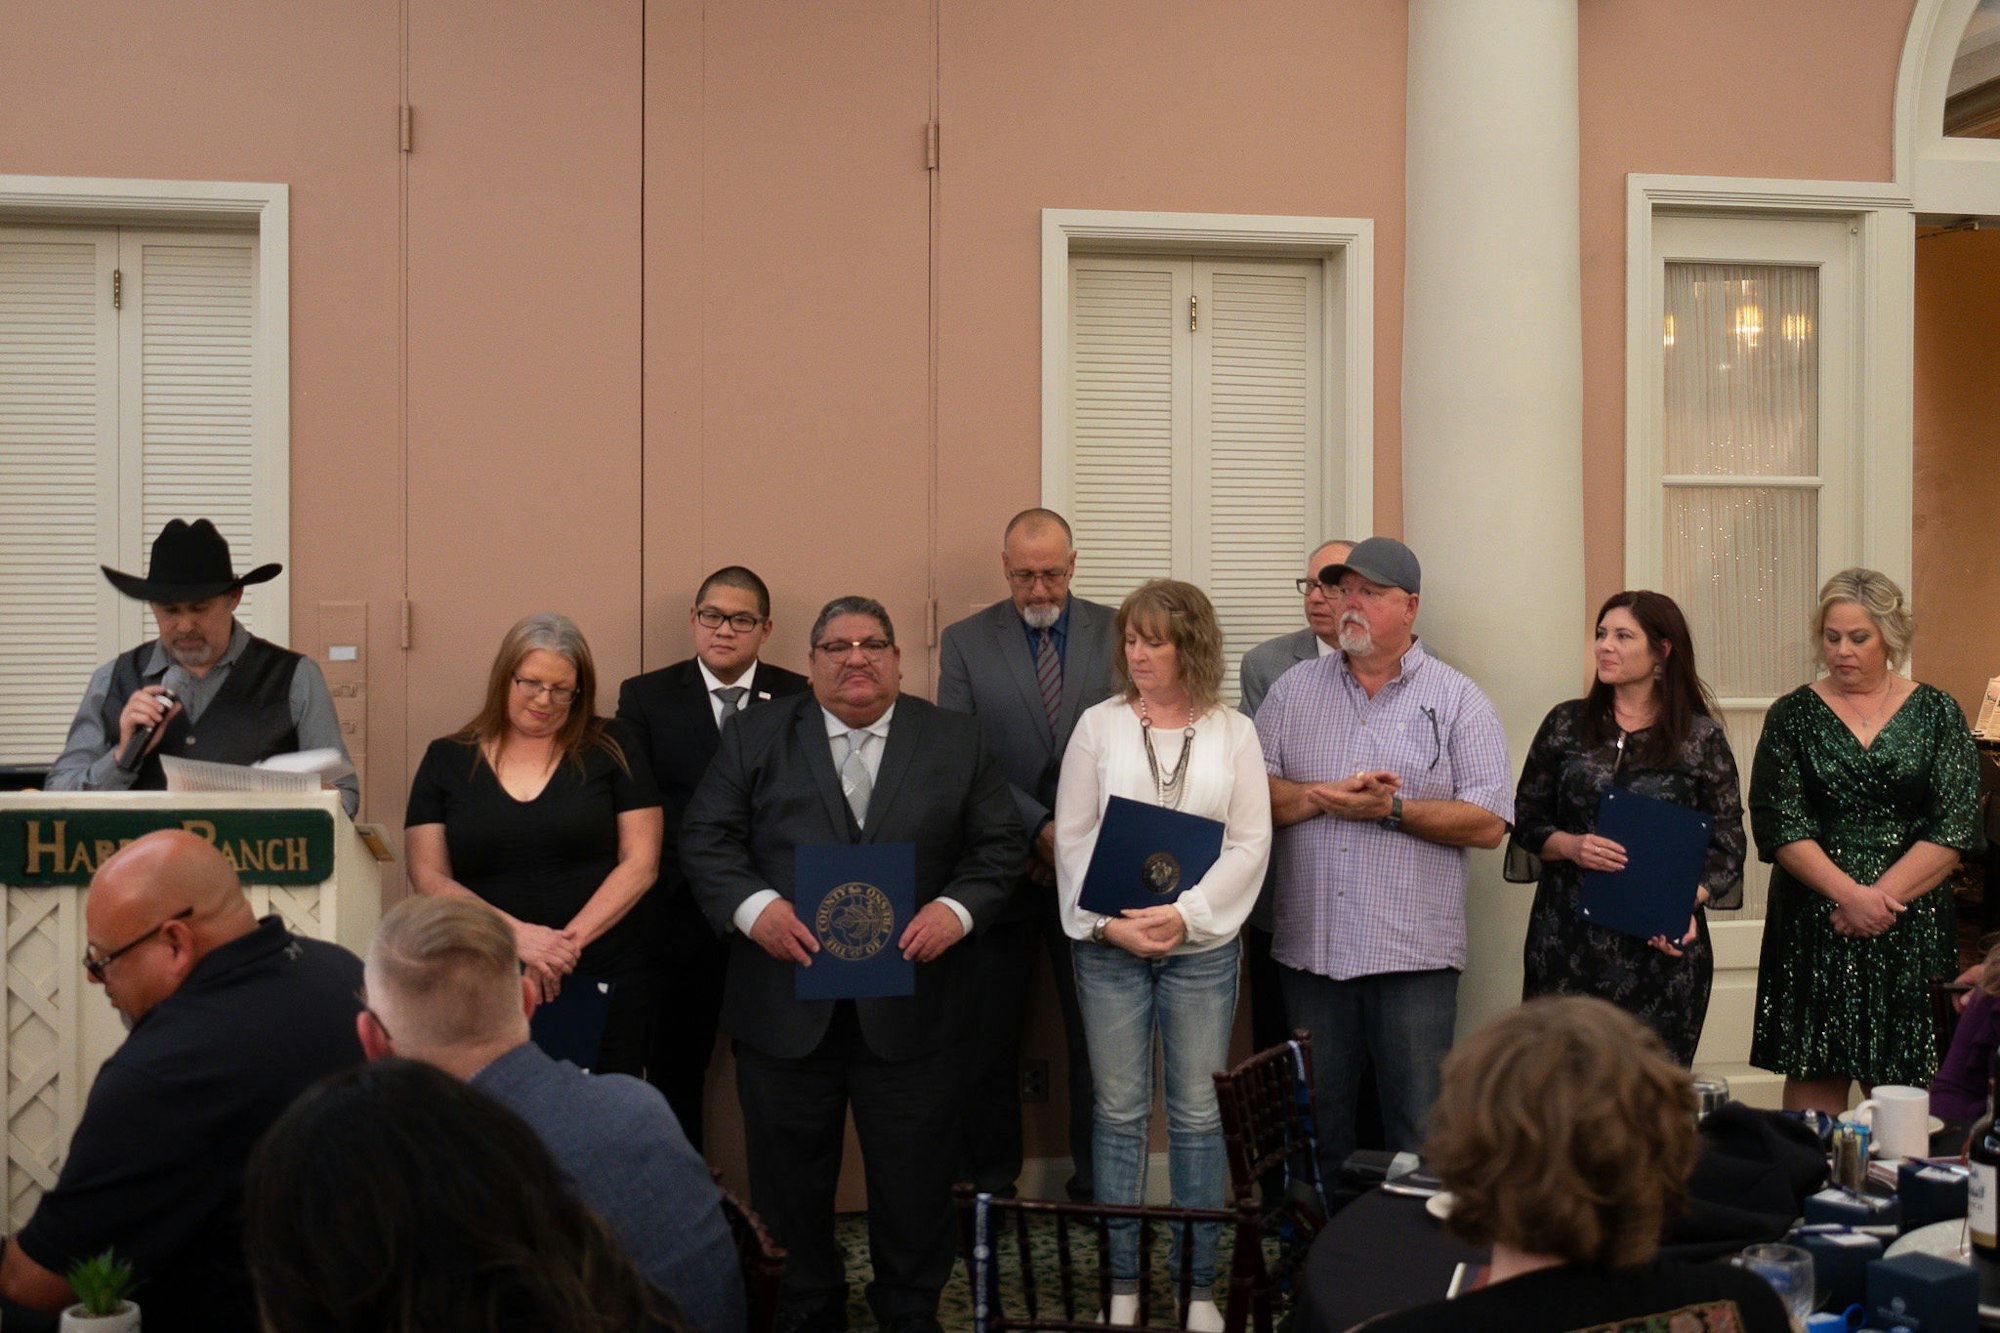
left=1507, top=591, right=1746, bottom=1064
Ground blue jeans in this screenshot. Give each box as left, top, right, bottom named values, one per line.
left=1073, top=939, right=1240, bottom=1294
left=1277, top=965, right=1458, bottom=1190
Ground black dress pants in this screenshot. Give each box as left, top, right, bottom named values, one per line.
left=735, top=1003, right=958, bottom=1325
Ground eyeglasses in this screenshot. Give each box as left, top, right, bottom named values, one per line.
left=813, top=637, right=894, bottom=659
left=1294, top=577, right=1345, bottom=597
left=512, top=676, right=578, bottom=705
left=1006, top=568, right=1072, bottom=589
left=695, top=608, right=766, bottom=633
left=84, top=906, right=194, bottom=981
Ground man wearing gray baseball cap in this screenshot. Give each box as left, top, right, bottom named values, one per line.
left=1252, top=536, right=1514, bottom=1187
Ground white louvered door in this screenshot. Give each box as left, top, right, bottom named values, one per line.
left=0, top=226, right=268, bottom=767
left=1065, top=254, right=1324, bottom=703
left=0, top=229, right=120, bottom=767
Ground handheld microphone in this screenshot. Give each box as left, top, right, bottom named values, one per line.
left=116, top=682, right=184, bottom=773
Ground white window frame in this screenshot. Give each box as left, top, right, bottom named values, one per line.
left=0, top=175, right=292, bottom=644
left=1040, top=209, right=1373, bottom=543
left=1623, top=179, right=1914, bottom=602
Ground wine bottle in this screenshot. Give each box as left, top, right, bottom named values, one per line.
left=1969, top=1051, right=2000, bottom=1302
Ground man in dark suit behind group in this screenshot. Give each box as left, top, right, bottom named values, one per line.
left=937, top=507, right=1116, bottom=1200
left=616, top=565, right=809, bottom=1148
left=681, top=595, right=1026, bottom=1333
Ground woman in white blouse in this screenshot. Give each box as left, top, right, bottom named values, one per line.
left=1056, top=579, right=1273, bottom=1331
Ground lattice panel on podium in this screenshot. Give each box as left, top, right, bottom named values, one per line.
left=244, top=885, right=328, bottom=942
left=7, top=890, right=77, bottom=1231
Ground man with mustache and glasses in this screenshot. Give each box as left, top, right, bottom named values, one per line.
left=47, top=518, right=357, bottom=814
left=937, top=508, right=1117, bottom=1203
left=681, top=595, right=1026, bottom=1333
left=1253, top=537, right=1513, bottom=1191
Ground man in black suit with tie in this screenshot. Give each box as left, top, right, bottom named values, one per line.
left=616, top=566, right=809, bottom=1148
left=937, top=508, right=1117, bottom=1200
left=682, top=595, right=1025, bottom=1333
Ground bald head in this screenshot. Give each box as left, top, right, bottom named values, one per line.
left=92, top=830, right=251, bottom=938
left=86, top=830, right=257, bottom=1025
left=361, top=897, right=530, bottom=1078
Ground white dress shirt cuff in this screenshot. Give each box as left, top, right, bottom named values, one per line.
left=936, top=896, right=974, bottom=937
left=731, top=889, right=782, bottom=937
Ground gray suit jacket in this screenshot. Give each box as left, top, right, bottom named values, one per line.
left=1239, top=627, right=1326, bottom=718
left=679, top=691, right=1026, bottom=1061
left=936, top=595, right=1119, bottom=834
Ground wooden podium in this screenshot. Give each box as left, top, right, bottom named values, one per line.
left=0, top=790, right=381, bottom=1229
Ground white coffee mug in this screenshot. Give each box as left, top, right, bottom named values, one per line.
left=1853, top=1084, right=1930, bottom=1160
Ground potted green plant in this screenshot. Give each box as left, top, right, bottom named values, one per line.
left=61, top=1248, right=139, bottom=1331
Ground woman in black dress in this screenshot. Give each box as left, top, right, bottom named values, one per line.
left=405, top=612, right=663, bottom=1076
left=1506, top=591, right=1745, bottom=1064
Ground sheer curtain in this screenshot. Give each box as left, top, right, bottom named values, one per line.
left=1661, top=262, right=1820, bottom=912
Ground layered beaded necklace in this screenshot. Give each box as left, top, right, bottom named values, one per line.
left=1137, top=696, right=1199, bottom=810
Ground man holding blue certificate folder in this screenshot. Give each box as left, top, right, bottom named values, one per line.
left=680, top=595, right=1026, bottom=1333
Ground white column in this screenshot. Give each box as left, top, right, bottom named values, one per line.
left=1403, top=0, right=1585, bottom=1038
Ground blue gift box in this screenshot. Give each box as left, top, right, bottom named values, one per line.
left=1897, top=1162, right=1970, bottom=1231
left=1805, top=1187, right=1903, bottom=1237
left=1865, top=1252, right=1978, bottom=1333
left=1791, top=1227, right=1882, bottom=1311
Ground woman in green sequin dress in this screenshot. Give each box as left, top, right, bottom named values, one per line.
left=1749, top=569, right=1981, bottom=1113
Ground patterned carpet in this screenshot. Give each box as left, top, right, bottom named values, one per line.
left=834, top=1209, right=1263, bottom=1332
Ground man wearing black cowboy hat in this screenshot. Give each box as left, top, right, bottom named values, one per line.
left=46, top=519, right=358, bottom=814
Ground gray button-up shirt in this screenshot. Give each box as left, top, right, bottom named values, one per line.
left=45, top=622, right=359, bottom=815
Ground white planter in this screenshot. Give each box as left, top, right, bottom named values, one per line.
left=60, top=1301, right=140, bottom=1332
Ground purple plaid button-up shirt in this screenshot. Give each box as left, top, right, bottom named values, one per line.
left=1255, top=639, right=1512, bottom=980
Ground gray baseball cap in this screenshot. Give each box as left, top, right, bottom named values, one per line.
left=1320, top=536, right=1420, bottom=595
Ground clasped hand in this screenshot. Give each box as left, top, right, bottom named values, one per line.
left=515, top=921, right=582, bottom=1002
left=1101, top=905, right=1189, bottom=957
left=1830, top=883, right=1904, bottom=938
left=1306, top=770, right=1401, bottom=822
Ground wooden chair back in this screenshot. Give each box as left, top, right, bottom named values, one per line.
left=716, top=1183, right=787, bottom=1333
left=953, top=1186, right=1267, bottom=1333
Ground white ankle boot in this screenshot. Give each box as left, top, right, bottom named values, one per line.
left=1182, top=1297, right=1224, bottom=1332
left=1097, top=1293, right=1139, bottom=1326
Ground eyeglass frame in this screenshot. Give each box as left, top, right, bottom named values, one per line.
left=84, top=906, right=194, bottom=981
left=1005, top=567, right=1072, bottom=589
left=812, top=637, right=895, bottom=660
left=694, top=607, right=768, bottom=633
left=511, top=675, right=579, bottom=705
left=1294, top=576, right=1348, bottom=597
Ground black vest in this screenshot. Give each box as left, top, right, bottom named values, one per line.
left=103, top=635, right=303, bottom=790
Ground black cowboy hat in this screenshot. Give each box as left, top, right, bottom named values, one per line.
left=100, top=519, right=283, bottom=603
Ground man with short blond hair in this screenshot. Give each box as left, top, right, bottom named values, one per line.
left=358, top=895, right=744, bottom=1333
left=0, top=830, right=361, bottom=1332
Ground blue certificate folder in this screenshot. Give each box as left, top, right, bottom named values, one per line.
left=1578, top=788, right=1713, bottom=942
left=794, top=842, right=917, bottom=1001
left=1079, top=796, right=1226, bottom=917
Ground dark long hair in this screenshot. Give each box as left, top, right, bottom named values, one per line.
left=1580, top=590, right=1716, bottom=768
left=246, top=1059, right=670, bottom=1333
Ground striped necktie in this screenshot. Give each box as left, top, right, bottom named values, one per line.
left=1034, top=629, right=1062, bottom=737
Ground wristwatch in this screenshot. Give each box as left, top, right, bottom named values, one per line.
left=1090, top=916, right=1110, bottom=945
left=1379, top=795, right=1404, bottom=832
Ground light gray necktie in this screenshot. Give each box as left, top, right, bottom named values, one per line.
left=713, top=685, right=747, bottom=728
left=839, top=729, right=873, bottom=828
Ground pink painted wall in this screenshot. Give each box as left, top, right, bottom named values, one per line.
left=0, top=0, right=409, bottom=823
left=1913, top=228, right=2000, bottom=717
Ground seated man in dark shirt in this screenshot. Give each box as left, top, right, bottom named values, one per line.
left=1355, top=997, right=1791, bottom=1333
left=0, top=830, right=364, bottom=1332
